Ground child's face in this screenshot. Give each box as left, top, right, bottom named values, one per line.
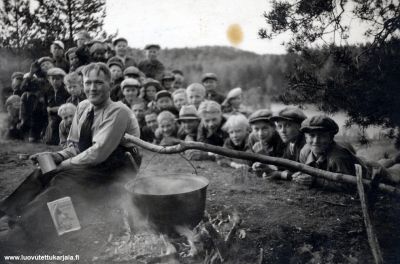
left=61, top=112, right=74, bottom=127
left=202, top=79, right=217, bottom=91
left=92, top=50, right=106, bottom=62
left=228, top=126, right=248, bottom=146
left=68, top=53, right=80, bottom=68
left=66, top=82, right=82, bottom=96
left=187, top=90, right=204, bottom=109
left=173, top=93, right=187, bottom=110
left=181, top=120, right=199, bottom=134
left=11, top=77, right=22, bottom=90
left=132, top=104, right=145, bottom=121
left=251, top=121, right=275, bottom=142
left=145, top=86, right=157, bottom=100
left=275, top=120, right=300, bottom=143
left=145, top=114, right=158, bottom=132
left=202, top=112, right=222, bottom=134
left=48, top=75, right=63, bottom=89
left=173, top=78, right=183, bottom=89
left=305, top=131, right=333, bottom=156
left=162, top=79, right=174, bottom=89
left=115, top=41, right=127, bottom=56
left=40, top=61, right=54, bottom=73
left=146, top=48, right=159, bottom=60
left=157, top=97, right=173, bottom=110
left=159, top=119, right=175, bottom=136
left=110, top=65, right=123, bottom=81
left=229, top=95, right=242, bottom=108
left=122, top=86, right=139, bottom=102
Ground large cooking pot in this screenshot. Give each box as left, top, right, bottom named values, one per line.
left=127, top=174, right=209, bottom=234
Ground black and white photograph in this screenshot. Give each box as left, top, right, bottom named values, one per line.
left=0, top=0, right=399, bottom=263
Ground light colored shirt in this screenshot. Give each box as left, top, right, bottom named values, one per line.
left=58, top=98, right=140, bottom=165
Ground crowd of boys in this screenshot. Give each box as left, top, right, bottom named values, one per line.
left=2, top=30, right=400, bottom=191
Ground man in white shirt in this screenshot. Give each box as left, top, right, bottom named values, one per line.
left=0, top=62, right=141, bottom=241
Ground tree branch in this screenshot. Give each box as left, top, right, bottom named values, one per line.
left=124, top=135, right=400, bottom=197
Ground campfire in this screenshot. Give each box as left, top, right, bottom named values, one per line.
left=93, top=210, right=245, bottom=263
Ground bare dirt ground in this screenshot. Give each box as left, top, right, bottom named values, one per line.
left=0, top=139, right=400, bottom=263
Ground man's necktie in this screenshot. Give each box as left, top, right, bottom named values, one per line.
left=78, top=107, right=94, bottom=152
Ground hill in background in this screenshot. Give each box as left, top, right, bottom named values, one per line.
left=0, top=46, right=292, bottom=109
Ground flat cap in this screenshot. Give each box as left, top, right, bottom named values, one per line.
left=112, top=37, right=128, bottom=46
left=89, top=42, right=107, bottom=54
left=270, top=107, right=307, bottom=124
left=37, top=57, right=54, bottom=65
left=177, top=105, right=200, bottom=121
left=143, top=78, right=161, bottom=90
left=201, top=73, right=218, bottom=82
left=248, top=109, right=273, bottom=124
left=121, top=78, right=141, bottom=90
left=300, top=115, right=339, bottom=135
left=144, top=44, right=161, bottom=50
left=47, top=67, right=66, bottom=77
left=11, top=72, right=24, bottom=80
left=124, top=66, right=140, bottom=76
left=107, top=56, right=124, bottom=69
left=161, top=72, right=175, bottom=81
left=172, top=69, right=184, bottom=76
left=52, top=40, right=65, bottom=50
left=155, top=90, right=172, bottom=101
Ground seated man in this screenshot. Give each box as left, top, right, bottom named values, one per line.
left=0, top=62, right=141, bottom=244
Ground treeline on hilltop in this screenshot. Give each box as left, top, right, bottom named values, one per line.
left=0, top=46, right=293, bottom=110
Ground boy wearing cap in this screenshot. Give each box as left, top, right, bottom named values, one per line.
left=161, top=72, right=175, bottom=93
left=154, top=90, right=179, bottom=116
left=124, top=66, right=141, bottom=81
left=108, top=57, right=125, bottom=101
left=177, top=105, right=200, bottom=141
left=154, top=110, right=178, bottom=146
left=294, top=115, right=369, bottom=188
left=113, top=37, right=137, bottom=68
left=172, top=88, right=188, bottom=111
left=120, top=79, right=142, bottom=108
left=138, top=44, right=165, bottom=81
left=201, top=73, right=225, bottom=104
left=43, top=67, right=69, bottom=145
left=186, top=83, right=206, bottom=110
left=3, top=95, right=23, bottom=140
left=217, top=114, right=252, bottom=169
left=51, top=41, right=69, bottom=73
left=64, top=72, right=86, bottom=106
left=57, top=103, right=77, bottom=147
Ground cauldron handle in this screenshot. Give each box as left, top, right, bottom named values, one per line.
left=137, top=152, right=198, bottom=178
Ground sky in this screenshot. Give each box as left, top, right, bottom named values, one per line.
left=104, top=0, right=369, bottom=55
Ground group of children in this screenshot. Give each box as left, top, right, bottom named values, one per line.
left=2, top=30, right=400, bottom=191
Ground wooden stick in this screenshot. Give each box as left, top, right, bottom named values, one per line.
left=124, top=135, right=400, bottom=197
left=355, top=164, right=384, bottom=264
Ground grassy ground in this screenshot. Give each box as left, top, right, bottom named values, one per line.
left=0, top=139, right=399, bottom=263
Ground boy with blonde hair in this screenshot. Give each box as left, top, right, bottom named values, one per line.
left=64, top=72, right=86, bottom=106
left=186, top=83, right=206, bottom=109
left=154, top=110, right=178, bottom=146
left=57, top=103, right=77, bottom=147
left=217, top=114, right=251, bottom=169
left=172, top=88, right=187, bottom=111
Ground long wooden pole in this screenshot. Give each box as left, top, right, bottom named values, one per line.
left=124, top=135, right=400, bottom=196
left=355, top=164, right=384, bottom=264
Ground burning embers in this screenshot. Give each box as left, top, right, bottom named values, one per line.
left=93, top=210, right=244, bottom=263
